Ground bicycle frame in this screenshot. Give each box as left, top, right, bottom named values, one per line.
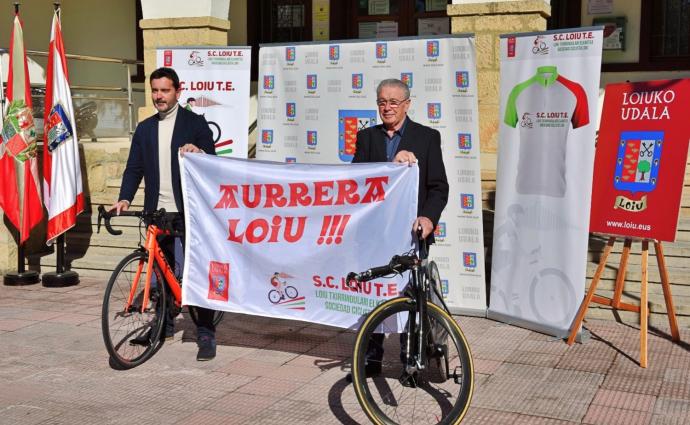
left=125, top=224, right=182, bottom=314
left=353, top=232, right=453, bottom=378
left=401, top=257, right=431, bottom=376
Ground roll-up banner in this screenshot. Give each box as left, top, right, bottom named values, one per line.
left=257, top=35, right=486, bottom=315
left=489, top=28, right=603, bottom=337
left=156, top=46, right=251, bottom=158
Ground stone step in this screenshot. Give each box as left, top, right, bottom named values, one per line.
left=586, top=251, right=689, bottom=268
left=586, top=262, right=690, bottom=283
left=587, top=289, right=690, bottom=315
left=36, top=246, right=142, bottom=271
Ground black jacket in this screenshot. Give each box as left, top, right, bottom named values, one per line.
left=119, top=105, right=215, bottom=213
left=352, top=118, right=449, bottom=244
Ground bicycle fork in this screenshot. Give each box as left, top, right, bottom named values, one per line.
left=124, top=226, right=160, bottom=314
left=400, top=265, right=428, bottom=387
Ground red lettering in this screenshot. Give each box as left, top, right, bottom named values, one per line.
left=265, top=184, right=287, bottom=207
left=225, top=81, right=233, bottom=91
left=227, top=219, right=244, bottom=243
left=361, top=176, right=388, bottom=203
left=313, top=275, right=323, bottom=287
left=242, top=184, right=262, bottom=208
left=374, top=282, right=384, bottom=296
left=387, top=283, right=397, bottom=297
left=214, top=185, right=239, bottom=209
left=335, top=179, right=360, bottom=205
left=313, top=181, right=334, bottom=206
left=245, top=219, right=269, bottom=243
left=288, top=182, right=312, bottom=207
left=283, top=216, right=306, bottom=242
left=268, top=216, right=281, bottom=242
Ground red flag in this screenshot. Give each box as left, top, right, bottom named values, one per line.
left=0, top=13, right=43, bottom=244
left=43, top=9, right=84, bottom=245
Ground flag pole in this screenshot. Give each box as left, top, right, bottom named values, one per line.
left=41, top=2, right=78, bottom=288
left=4, top=239, right=40, bottom=285
left=3, top=2, right=40, bottom=286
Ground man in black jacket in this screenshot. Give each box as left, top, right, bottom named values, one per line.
left=353, top=78, right=449, bottom=243
left=351, top=78, right=449, bottom=378
left=111, top=67, right=218, bottom=361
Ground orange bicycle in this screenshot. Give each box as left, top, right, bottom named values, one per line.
left=97, top=205, right=223, bottom=369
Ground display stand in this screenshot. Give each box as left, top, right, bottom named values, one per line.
left=3, top=243, right=40, bottom=285
left=42, top=234, right=79, bottom=287
left=566, top=236, right=680, bottom=368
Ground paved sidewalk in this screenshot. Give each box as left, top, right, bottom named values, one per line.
left=1, top=277, right=688, bottom=424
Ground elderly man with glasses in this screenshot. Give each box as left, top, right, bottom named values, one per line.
left=350, top=78, right=449, bottom=379
left=353, top=78, right=449, bottom=243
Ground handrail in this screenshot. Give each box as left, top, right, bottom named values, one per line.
left=0, top=47, right=142, bottom=137
left=0, top=48, right=143, bottom=66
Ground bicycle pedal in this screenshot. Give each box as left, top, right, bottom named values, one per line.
left=398, top=372, right=418, bottom=388
left=452, top=366, right=462, bottom=384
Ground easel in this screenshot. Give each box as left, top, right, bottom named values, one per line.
left=566, top=236, right=680, bottom=368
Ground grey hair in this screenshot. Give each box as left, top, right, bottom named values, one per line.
left=376, top=78, right=410, bottom=99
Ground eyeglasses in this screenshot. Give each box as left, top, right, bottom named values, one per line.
left=376, top=98, right=409, bottom=108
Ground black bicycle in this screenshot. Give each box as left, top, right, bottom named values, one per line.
left=347, top=230, right=474, bottom=424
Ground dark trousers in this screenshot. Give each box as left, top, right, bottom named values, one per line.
left=158, top=213, right=216, bottom=339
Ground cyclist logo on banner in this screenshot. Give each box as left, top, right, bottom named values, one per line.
left=184, top=98, right=232, bottom=155
left=268, top=272, right=304, bottom=310
left=532, top=35, right=549, bottom=55
left=188, top=50, right=204, bottom=67
left=338, top=109, right=377, bottom=162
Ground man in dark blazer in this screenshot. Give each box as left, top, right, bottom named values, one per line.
left=351, top=78, right=450, bottom=379
left=353, top=78, right=449, bottom=243
left=111, top=67, right=218, bottom=361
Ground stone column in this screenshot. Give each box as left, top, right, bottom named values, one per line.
left=138, top=0, right=231, bottom=120
left=447, top=1, right=551, bottom=154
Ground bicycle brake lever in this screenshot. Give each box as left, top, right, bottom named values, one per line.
left=345, top=272, right=361, bottom=289
left=98, top=205, right=122, bottom=236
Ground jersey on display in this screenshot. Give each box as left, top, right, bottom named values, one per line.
left=504, top=66, right=589, bottom=197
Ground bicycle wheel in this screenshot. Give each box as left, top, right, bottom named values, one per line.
left=352, top=297, right=474, bottom=425
left=102, top=251, right=166, bottom=369
left=268, top=290, right=281, bottom=304
left=285, top=286, right=298, bottom=299
left=188, top=306, right=225, bottom=327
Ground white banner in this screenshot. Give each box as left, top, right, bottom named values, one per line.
left=256, top=36, right=486, bottom=314
left=489, top=28, right=603, bottom=337
left=180, top=153, right=418, bottom=329
left=156, top=46, right=251, bottom=158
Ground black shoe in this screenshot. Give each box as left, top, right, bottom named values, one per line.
left=196, top=335, right=216, bottom=361
left=129, top=327, right=174, bottom=346
left=428, top=344, right=448, bottom=383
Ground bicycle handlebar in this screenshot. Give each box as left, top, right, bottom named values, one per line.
left=347, top=254, right=418, bottom=285
left=97, top=205, right=170, bottom=236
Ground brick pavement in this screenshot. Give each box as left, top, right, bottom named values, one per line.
left=0, top=277, right=688, bottom=424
